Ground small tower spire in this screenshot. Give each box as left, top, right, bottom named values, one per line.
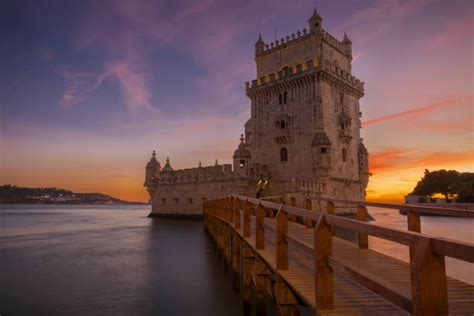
left=309, top=7, right=323, bottom=33
left=152, top=150, right=156, bottom=157
left=240, top=133, right=245, bottom=143
left=199, top=161, right=202, bottom=168
left=215, top=159, right=219, bottom=166
left=255, top=33, right=265, bottom=56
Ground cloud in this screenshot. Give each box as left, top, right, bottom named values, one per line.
left=369, top=147, right=474, bottom=175
left=362, top=96, right=473, bottom=127
left=57, top=69, right=101, bottom=106
left=425, top=14, right=474, bottom=50
left=105, top=61, right=157, bottom=112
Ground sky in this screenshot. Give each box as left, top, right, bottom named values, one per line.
left=0, top=0, right=473, bottom=202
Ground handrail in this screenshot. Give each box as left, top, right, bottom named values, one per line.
left=319, top=197, right=474, bottom=218
left=203, top=195, right=474, bottom=314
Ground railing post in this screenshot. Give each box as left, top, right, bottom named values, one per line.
left=256, top=203, right=265, bottom=250
left=276, top=206, right=288, bottom=270
left=289, top=197, right=297, bottom=222
left=357, top=204, right=369, bottom=249
left=408, top=208, right=421, bottom=261
left=326, top=201, right=336, bottom=235
left=227, top=197, right=232, bottom=223
left=304, top=198, right=314, bottom=228
left=243, top=200, right=251, bottom=238
left=314, top=213, right=334, bottom=310
left=234, top=198, right=241, bottom=230
left=410, top=237, right=448, bottom=315
left=232, top=233, right=241, bottom=292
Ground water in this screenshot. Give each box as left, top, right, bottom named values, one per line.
left=0, top=205, right=242, bottom=316
left=368, top=207, right=474, bottom=285
left=1, top=205, right=472, bottom=315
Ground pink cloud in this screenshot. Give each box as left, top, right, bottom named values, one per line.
left=362, top=96, right=473, bottom=126
left=425, top=14, right=474, bottom=50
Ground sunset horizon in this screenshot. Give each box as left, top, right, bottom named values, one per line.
left=1, top=0, right=473, bottom=203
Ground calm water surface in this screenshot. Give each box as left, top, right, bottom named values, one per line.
left=0, top=205, right=472, bottom=315
left=368, top=207, right=474, bottom=285
left=0, top=205, right=242, bottom=316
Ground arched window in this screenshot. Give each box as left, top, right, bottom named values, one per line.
left=280, top=147, right=288, bottom=162
left=279, top=93, right=282, bottom=105
left=342, top=148, right=347, bottom=162
left=283, top=92, right=288, bottom=104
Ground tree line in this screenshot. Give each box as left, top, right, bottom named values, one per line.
left=410, top=170, right=474, bottom=203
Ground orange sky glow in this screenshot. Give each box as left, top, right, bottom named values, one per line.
left=1, top=1, right=473, bottom=203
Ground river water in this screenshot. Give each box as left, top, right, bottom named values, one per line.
left=0, top=205, right=472, bottom=315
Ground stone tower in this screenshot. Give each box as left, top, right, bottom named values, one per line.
left=144, top=150, right=161, bottom=201
left=244, top=7, right=369, bottom=201
left=144, top=8, right=370, bottom=216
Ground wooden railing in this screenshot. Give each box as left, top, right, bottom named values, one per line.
left=203, top=195, right=474, bottom=315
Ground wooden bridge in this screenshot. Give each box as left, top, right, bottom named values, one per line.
left=203, top=195, right=474, bottom=315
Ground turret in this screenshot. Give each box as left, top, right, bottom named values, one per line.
left=162, top=157, right=173, bottom=172
left=311, top=131, right=331, bottom=177
left=308, top=8, right=323, bottom=33
left=343, top=32, right=352, bottom=56
left=233, top=134, right=251, bottom=177
left=255, top=34, right=265, bottom=56
left=144, top=150, right=161, bottom=201
left=358, top=142, right=369, bottom=175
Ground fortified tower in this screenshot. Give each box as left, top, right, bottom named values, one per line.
left=244, top=8, right=369, bottom=201
left=144, top=8, right=369, bottom=216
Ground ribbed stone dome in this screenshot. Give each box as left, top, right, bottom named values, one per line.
left=146, top=151, right=161, bottom=169
left=162, top=157, right=173, bottom=172
left=311, top=132, right=331, bottom=146
left=358, top=142, right=368, bottom=155
left=233, top=134, right=251, bottom=158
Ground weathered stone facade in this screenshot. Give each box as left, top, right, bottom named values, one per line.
left=145, top=9, right=370, bottom=216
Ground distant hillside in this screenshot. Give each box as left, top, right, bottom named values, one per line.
left=0, top=185, right=144, bottom=205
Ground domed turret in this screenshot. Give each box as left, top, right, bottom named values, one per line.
left=358, top=142, right=369, bottom=173
left=343, top=32, right=352, bottom=55
left=309, top=8, right=323, bottom=33
left=255, top=34, right=265, bottom=56
left=162, top=157, right=173, bottom=172
left=311, top=131, right=331, bottom=146
left=311, top=131, right=331, bottom=177
left=144, top=150, right=161, bottom=201
left=233, top=134, right=251, bottom=177
left=358, top=141, right=370, bottom=196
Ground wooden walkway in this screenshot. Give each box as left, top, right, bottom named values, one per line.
left=203, top=195, right=474, bottom=315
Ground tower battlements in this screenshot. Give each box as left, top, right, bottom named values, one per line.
left=245, top=60, right=364, bottom=96
left=158, top=163, right=235, bottom=185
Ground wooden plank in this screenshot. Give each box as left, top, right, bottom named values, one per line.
left=276, top=207, right=289, bottom=270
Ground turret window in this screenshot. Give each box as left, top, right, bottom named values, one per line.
left=239, top=160, right=245, bottom=167
left=280, top=147, right=288, bottom=162
left=321, top=147, right=327, bottom=154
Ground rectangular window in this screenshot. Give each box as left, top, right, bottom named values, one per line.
left=283, top=92, right=288, bottom=104
left=174, top=197, right=179, bottom=204
left=321, top=147, right=327, bottom=154
left=188, top=197, right=193, bottom=205
left=161, top=198, right=166, bottom=205
left=279, top=93, right=282, bottom=105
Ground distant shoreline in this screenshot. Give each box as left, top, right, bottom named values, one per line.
left=0, top=202, right=148, bottom=206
